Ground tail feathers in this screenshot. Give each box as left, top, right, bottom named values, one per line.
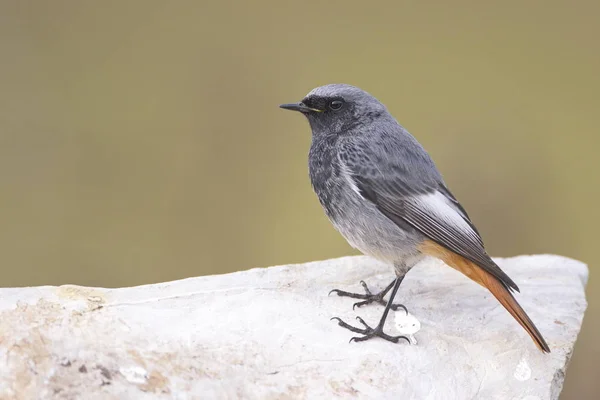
left=420, top=240, right=550, bottom=353
left=477, top=268, right=550, bottom=353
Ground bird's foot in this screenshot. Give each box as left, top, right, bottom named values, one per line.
left=331, top=316, right=410, bottom=344
left=329, top=280, right=408, bottom=313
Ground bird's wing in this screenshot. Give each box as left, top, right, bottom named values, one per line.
left=340, top=142, right=519, bottom=292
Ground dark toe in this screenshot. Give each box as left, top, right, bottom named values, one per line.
left=390, top=304, right=408, bottom=314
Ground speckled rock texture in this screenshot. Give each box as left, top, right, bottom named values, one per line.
left=0, top=254, right=587, bottom=400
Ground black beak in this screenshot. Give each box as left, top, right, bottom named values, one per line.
left=279, top=102, right=322, bottom=113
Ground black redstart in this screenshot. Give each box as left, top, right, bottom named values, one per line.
left=280, top=84, right=549, bottom=353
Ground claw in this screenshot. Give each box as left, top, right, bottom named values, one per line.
left=390, top=304, right=408, bottom=314
left=330, top=276, right=412, bottom=345
left=328, top=279, right=408, bottom=313
left=333, top=315, right=411, bottom=345
left=355, top=316, right=368, bottom=327
left=359, top=280, right=372, bottom=295
left=352, top=300, right=369, bottom=310
left=350, top=333, right=410, bottom=344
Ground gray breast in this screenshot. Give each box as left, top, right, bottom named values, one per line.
left=308, top=140, right=424, bottom=265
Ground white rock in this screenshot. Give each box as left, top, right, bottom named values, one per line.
left=0, top=255, right=587, bottom=400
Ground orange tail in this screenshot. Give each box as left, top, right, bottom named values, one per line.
left=420, top=240, right=550, bottom=353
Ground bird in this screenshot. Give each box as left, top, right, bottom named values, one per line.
left=279, top=84, right=550, bottom=353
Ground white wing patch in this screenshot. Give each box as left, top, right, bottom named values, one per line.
left=339, top=157, right=364, bottom=199
left=412, top=191, right=480, bottom=242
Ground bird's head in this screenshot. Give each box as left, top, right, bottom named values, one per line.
left=280, top=84, right=389, bottom=135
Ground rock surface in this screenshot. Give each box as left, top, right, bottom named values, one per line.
left=0, top=255, right=588, bottom=400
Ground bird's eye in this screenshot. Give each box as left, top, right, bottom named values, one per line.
left=329, top=100, right=344, bottom=111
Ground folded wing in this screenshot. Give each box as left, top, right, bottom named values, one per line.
left=340, top=143, right=519, bottom=292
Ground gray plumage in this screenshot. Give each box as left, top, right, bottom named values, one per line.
left=287, top=84, right=516, bottom=290
left=280, top=83, right=550, bottom=353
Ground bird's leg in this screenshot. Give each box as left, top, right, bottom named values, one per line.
left=329, top=279, right=407, bottom=312
left=331, top=276, right=410, bottom=344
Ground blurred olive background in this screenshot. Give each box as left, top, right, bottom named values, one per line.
left=0, top=0, right=597, bottom=397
